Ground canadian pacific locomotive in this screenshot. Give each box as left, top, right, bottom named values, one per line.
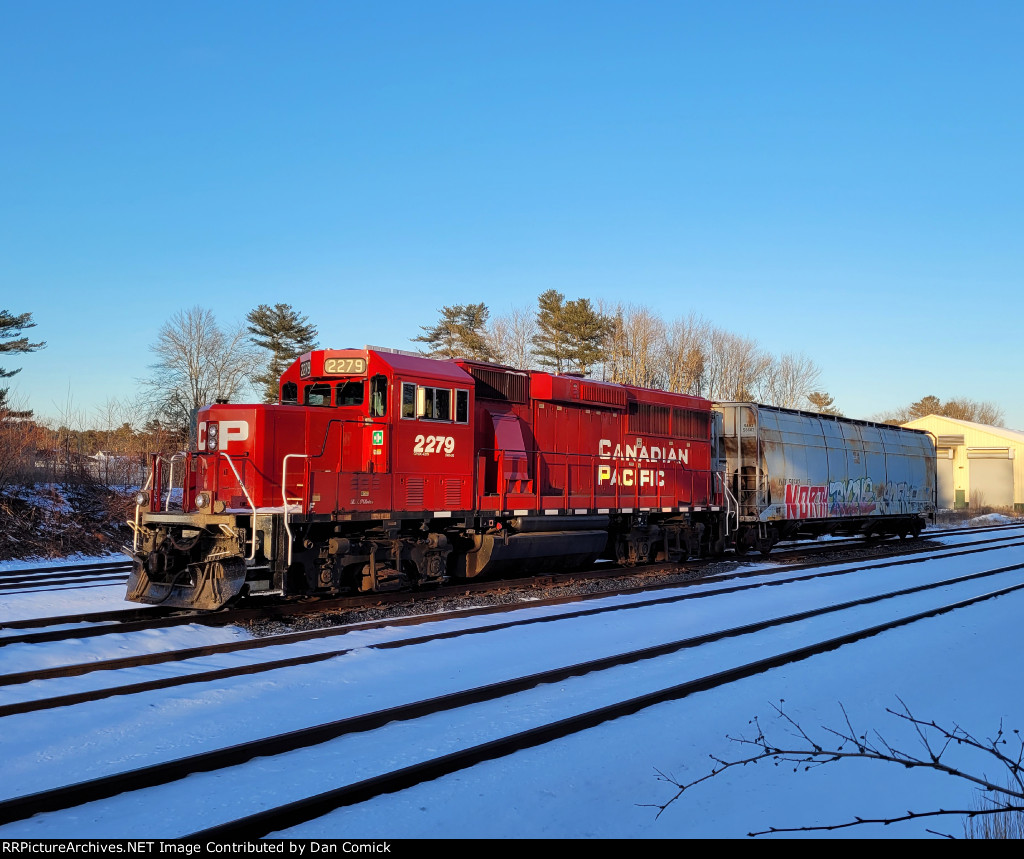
left=126, top=347, right=936, bottom=610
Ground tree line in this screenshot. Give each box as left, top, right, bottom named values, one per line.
left=0, top=296, right=1008, bottom=489
left=414, top=292, right=842, bottom=413
left=0, top=304, right=316, bottom=488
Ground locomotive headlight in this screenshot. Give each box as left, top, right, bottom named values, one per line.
left=207, top=423, right=219, bottom=451
left=134, top=491, right=150, bottom=508
left=195, top=492, right=211, bottom=510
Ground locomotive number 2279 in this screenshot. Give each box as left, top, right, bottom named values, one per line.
left=413, top=435, right=455, bottom=455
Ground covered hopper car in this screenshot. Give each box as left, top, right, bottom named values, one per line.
left=715, top=402, right=936, bottom=555
left=126, top=347, right=936, bottom=610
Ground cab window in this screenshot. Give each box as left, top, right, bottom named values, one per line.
left=420, top=386, right=451, bottom=421
left=336, top=381, right=364, bottom=406
left=370, top=375, right=388, bottom=417
left=401, top=382, right=416, bottom=419
left=304, top=384, right=332, bottom=406
left=281, top=382, right=299, bottom=404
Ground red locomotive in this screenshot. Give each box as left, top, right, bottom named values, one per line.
left=128, top=346, right=936, bottom=611
left=127, top=347, right=723, bottom=609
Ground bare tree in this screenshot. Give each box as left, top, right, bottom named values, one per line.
left=602, top=304, right=666, bottom=388
left=663, top=313, right=709, bottom=396
left=649, top=698, right=1024, bottom=838
left=942, top=397, right=1005, bottom=426
left=701, top=327, right=773, bottom=401
left=142, top=307, right=259, bottom=436
left=760, top=352, right=823, bottom=409
left=877, top=395, right=1006, bottom=427
left=488, top=306, right=537, bottom=368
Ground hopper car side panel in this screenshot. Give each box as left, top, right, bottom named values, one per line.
left=715, top=402, right=935, bottom=549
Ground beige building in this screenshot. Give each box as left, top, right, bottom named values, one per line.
left=901, top=415, right=1024, bottom=512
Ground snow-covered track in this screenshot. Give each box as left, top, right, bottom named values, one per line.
left=0, top=560, right=131, bottom=592
left=4, top=549, right=1024, bottom=723
left=3, top=538, right=1024, bottom=836
left=187, top=559, right=1024, bottom=838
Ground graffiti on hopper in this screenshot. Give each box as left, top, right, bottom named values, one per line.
left=784, top=479, right=917, bottom=517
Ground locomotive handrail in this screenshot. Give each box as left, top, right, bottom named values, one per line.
left=131, top=468, right=156, bottom=554
left=133, top=452, right=189, bottom=553
left=218, top=452, right=259, bottom=561
left=307, top=417, right=386, bottom=465
left=163, top=453, right=188, bottom=512
left=716, top=471, right=738, bottom=536
left=282, top=453, right=309, bottom=567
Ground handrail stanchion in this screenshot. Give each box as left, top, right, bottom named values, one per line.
left=164, top=453, right=187, bottom=511
left=282, top=454, right=309, bottom=567
left=219, top=452, right=258, bottom=560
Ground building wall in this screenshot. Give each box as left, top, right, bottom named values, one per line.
left=902, top=415, right=1024, bottom=511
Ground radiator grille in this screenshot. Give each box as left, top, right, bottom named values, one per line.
left=444, top=479, right=463, bottom=508
left=405, top=478, right=425, bottom=506
left=468, top=366, right=529, bottom=403
left=580, top=382, right=627, bottom=408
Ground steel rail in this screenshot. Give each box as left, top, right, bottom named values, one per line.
left=2, top=559, right=1024, bottom=828
left=186, top=574, right=1024, bottom=840
left=4, top=556, right=1024, bottom=721
left=2, top=534, right=1022, bottom=650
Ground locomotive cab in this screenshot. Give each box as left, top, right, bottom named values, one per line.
left=127, top=348, right=477, bottom=609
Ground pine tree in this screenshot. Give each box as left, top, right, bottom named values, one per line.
left=246, top=304, right=319, bottom=403
left=0, top=310, right=45, bottom=417
left=806, top=391, right=842, bottom=416
left=532, top=289, right=570, bottom=373
left=414, top=303, right=494, bottom=361
left=532, top=291, right=608, bottom=375
left=561, top=297, right=608, bottom=376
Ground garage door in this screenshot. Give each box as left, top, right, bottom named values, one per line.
left=936, top=449, right=955, bottom=508
left=967, top=449, right=1013, bottom=508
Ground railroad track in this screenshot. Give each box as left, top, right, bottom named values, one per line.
left=0, top=559, right=132, bottom=592
left=0, top=520, right=1018, bottom=588
left=1, top=535, right=1023, bottom=837
left=3, top=526, right=1024, bottom=646
left=4, top=536, right=1024, bottom=718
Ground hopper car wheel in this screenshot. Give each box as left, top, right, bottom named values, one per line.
left=757, top=530, right=777, bottom=558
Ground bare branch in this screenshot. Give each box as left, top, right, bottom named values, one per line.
left=648, top=700, right=1024, bottom=836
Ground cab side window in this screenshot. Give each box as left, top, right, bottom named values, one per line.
left=370, top=375, right=388, bottom=417
left=421, top=386, right=451, bottom=421
left=401, top=382, right=416, bottom=419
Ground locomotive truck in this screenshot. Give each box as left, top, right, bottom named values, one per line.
left=126, top=347, right=936, bottom=610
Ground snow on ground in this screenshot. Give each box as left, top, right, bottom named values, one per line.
left=0, top=551, right=126, bottom=573
left=968, top=513, right=1019, bottom=526
left=0, top=527, right=1023, bottom=839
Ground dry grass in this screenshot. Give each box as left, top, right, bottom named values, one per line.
left=933, top=507, right=1023, bottom=529
left=963, top=790, right=1024, bottom=839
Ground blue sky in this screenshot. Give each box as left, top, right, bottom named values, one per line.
left=2, top=1, right=1021, bottom=428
